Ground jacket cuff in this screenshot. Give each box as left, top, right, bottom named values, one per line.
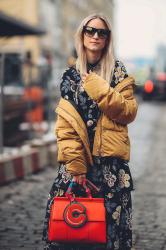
left=83, top=73, right=110, bottom=101
left=66, top=162, right=87, bottom=175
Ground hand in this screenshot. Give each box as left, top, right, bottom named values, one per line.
left=72, top=174, right=86, bottom=185
left=81, top=73, right=89, bottom=83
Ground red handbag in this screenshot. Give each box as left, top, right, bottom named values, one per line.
left=48, top=181, right=106, bottom=244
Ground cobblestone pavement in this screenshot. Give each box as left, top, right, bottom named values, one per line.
left=0, top=101, right=166, bottom=250
left=0, top=168, right=57, bottom=250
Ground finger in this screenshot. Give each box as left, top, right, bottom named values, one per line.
left=80, top=176, right=86, bottom=185
left=82, top=178, right=86, bottom=186
left=82, top=73, right=89, bottom=78
left=79, top=179, right=83, bottom=185
left=73, top=176, right=79, bottom=184
left=72, top=176, right=77, bottom=182
left=77, top=176, right=81, bottom=185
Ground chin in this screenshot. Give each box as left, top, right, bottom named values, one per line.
left=89, top=46, right=101, bottom=52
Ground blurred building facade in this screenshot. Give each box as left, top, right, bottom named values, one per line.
left=0, top=0, right=42, bottom=86
left=0, top=0, right=115, bottom=147
left=0, top=0, right=40, bottom=62
left=155, top=45, right=166, bottom=73
left=0, top=0, right=115, bottom=86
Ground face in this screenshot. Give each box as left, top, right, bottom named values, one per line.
left=83, top=18, right=109, bottom=54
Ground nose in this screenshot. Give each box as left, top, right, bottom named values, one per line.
left=93, top=32, right=99, bottom=38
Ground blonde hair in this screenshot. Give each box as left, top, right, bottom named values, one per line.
left=75, top=13, right=115, bottom=83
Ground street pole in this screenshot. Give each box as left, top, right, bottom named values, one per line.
left=0, top=53, right=5, bottom=154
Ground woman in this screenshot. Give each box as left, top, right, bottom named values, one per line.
left=43, top=13, right=138, bottom=250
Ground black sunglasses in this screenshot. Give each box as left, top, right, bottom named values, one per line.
left=83, top=26, right=110, bottom=39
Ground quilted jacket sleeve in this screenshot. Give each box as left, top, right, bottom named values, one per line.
left=55, top=114, right=88, bottom=175
left=83, top=73, right=138, bottom=125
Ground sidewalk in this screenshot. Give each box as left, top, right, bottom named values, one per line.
left=0, top=122, right=57, bottom=185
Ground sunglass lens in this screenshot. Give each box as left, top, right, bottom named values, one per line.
left=83, top=26, right=110, bottom=39
left=98, top=30, right=109, bottom=38
left=84, top=27, right=95, bottom=36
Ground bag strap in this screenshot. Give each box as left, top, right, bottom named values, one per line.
left=65, top=181, right=92, bottom=202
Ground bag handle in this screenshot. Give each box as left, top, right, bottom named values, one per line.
left=65, top=180, right=92, bottom=202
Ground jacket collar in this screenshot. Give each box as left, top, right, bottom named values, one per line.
left=56, top=99, right=87, bottom=133
left=114, top=76, right=135, bottom=92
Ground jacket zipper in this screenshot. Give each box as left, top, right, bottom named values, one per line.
left=98, top=114, right=103, bottom=156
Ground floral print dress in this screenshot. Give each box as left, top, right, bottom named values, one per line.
left=42, top=60, right=134, bottom=250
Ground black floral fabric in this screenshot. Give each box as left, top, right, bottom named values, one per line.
left=42, top=60, right=133, bottom=250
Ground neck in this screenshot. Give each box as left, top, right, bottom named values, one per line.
left=86, top=50, right=101, bottom=64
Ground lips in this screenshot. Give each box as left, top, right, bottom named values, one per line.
left=90, top=41, right=99, bottom=44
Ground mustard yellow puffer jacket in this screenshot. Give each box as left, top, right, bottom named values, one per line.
left=55, top=73, right=138, bottom=175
